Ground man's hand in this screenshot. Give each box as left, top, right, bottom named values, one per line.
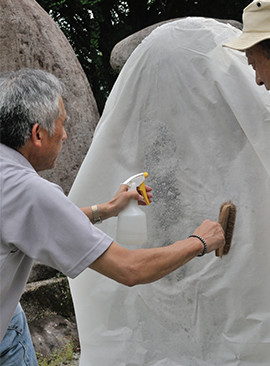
left=107, top=184, right=152, bottom=217
left=192, top=219, right=225, bottom=253
left=81, top=184, right=152, bottom=223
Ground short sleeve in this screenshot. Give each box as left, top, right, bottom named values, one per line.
left=3, top=174, right=113, bottom=278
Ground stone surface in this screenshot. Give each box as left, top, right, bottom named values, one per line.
left=28, top=262, right=59, bottom=283
left=29, top=314, right=79, bottom=358
left=110, top=19, right=176, bottom=73
left=21, top=276, right=79, bottom=358
left=110, top=18, right=243, bottom=73
left=22, top=277, right=75, bottom=323
left=0, top=0, right=100, bottom=194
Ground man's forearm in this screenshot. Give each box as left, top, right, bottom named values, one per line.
left=80, top=184, right=152, bottom=224
left=90, top=238, right=205, bottom=287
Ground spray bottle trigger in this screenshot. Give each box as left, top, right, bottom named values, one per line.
left=138, top=181, right=150, bottom=205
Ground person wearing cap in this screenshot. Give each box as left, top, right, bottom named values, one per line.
left=224, top=0, right=270, bottom=90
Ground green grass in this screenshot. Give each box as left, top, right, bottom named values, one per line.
left=36, top=339, right=76, bottom=366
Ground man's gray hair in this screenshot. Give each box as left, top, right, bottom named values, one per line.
left=0, top=68, right=65, bottom=149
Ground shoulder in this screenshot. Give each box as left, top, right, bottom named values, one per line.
left=1, top=158, right=66, bottom=218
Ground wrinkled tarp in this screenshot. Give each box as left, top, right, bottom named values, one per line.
left=68, top=17, right=270, bottom=366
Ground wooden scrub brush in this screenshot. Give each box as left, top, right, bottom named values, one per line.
left=215, top=201, right=236, bottom=257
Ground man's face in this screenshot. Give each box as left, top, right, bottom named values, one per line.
left=246, top=45, right=270, bottom=90
left=39, top=97, right=67, bottom=170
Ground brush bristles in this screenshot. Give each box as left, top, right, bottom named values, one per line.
left=216, top=201, right=236, bottom=257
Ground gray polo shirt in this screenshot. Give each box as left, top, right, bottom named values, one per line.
left=0, top=143, right=113, bottom=342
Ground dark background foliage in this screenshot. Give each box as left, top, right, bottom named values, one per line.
left=36, top=0, right=250, bottom=113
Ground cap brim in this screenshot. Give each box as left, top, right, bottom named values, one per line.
left=223, top=32, right=270, bottom=51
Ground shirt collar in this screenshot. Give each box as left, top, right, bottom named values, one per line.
left=0, top=143, right=35, bottom=171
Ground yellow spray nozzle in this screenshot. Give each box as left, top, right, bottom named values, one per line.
left=138, top=181, right=150, bottom=205
left=140, top=172, right=150, bottom=205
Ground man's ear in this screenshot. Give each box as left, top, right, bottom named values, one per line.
left=31, top=123, right=42, bottom=147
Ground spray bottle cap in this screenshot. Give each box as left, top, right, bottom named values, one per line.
left=123, top=172, right=150, bottom=205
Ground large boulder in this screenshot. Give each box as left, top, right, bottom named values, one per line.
left=70, top=18, right=270, bottom=364
left=110, top=19, right=177, bottom=73
left=0, top=0, right=99, bottom=194
left=110, top=18, right=243, bottom=73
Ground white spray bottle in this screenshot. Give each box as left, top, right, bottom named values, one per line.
left=116, top=172, right=150, bottom=249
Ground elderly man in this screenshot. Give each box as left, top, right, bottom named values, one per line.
left=0, top=68, right=224, bottom=365
left=224, top=0, right=270, bottom=89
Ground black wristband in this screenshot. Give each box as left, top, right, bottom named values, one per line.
left=188, top=234, right=207, bottom=257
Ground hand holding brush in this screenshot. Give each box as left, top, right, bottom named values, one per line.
left=215, top=201, right=236, bottom=257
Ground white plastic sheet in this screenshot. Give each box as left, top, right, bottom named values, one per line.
left=68, top=17, right=270, bottom=365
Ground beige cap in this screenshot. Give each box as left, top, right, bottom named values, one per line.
left=223, top=0, right=270, bottom=51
